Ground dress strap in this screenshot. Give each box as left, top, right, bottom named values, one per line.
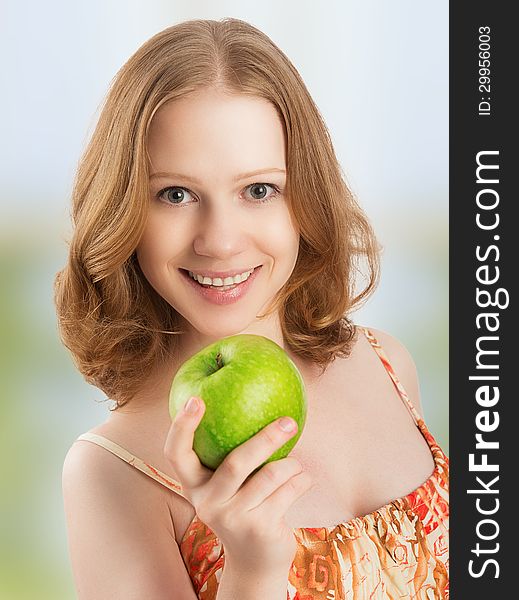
left=360, top=327, right=422, bottom=426
left=75, top=432, right=187, bottom=500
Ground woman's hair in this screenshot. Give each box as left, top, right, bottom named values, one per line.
left=54, top=17, right=381, bottom=408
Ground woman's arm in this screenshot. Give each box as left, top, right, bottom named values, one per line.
left=62, top=441, right=198, bottom=599
left=216, top=562, right=289, bottom=600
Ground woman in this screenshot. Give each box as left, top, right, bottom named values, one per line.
left=55, top=18, right=449, bottom=599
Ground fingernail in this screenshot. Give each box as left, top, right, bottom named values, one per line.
left=184, top=397, right=199, bottom=414
left=278, top=417, right=296, bottom=432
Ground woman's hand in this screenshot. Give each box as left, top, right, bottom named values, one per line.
left=164, top=396, right=313, bottom=576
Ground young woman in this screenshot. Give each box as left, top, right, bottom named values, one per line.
left=56, top=18, right=449, bottom=599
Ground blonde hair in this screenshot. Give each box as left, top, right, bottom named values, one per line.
left=54, top=18, right=381, bottom=408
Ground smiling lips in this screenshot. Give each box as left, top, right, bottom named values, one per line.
left=188, top=268, right=255, bottom=289
left=180, top=265, right=262, bottom=305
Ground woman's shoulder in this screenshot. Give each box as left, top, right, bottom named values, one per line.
left=63, top=419, right=175, bottom=506
left=64, top=424, right=157, bottom=493
left=62, top=424, right=191, bottom=596
left=63, top=422, right=180, bottom=535
left=357, top=324, right=416, bottom=362
left=352, top=324, right=425, bottom=419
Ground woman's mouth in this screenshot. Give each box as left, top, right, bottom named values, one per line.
left=178, top=265, right=263, bottom=305
left=186, top=267, right=256, bottom=290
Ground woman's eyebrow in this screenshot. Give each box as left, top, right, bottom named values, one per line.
left=149, top=168, right=286, bottom=184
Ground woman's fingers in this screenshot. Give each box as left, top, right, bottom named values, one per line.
left=163, top=397, right=211, bottom=495
left=164, top=400, right=304, bottom=514
left=206, top=417, right=299, bottom=503
left=257, top=468, right=315, bottom=520
left=232, top=456, right=304, bottom=510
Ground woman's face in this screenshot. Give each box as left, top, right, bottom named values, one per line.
left=137, top=88, right=300, bottom=343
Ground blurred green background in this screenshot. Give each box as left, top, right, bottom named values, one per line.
left=1, top=1, right=447, bottom=598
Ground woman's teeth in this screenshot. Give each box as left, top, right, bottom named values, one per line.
left=188, top=268, right=254, bottom=290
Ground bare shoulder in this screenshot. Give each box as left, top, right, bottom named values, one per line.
left=62, top=435, right=170, bottom=511
left=354, top=324, right=425, bottom=419
left=62, top=438, right=196, bottom=598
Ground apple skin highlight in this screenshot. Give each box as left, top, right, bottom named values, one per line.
left=169, top=334, right=307, bottom=470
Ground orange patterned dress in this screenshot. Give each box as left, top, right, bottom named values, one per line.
left=76, top=327, right=449, bottom=598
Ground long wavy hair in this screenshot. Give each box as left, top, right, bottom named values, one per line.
left=54, top=18, right=381, bottom=408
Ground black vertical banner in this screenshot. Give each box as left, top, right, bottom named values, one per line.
left=450, top=3, right=515, bottom=597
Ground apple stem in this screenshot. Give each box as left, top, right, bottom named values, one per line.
left=216, top=352, right=224, bottom=370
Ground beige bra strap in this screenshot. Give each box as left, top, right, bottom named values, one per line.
left=75, top=432, right=187, bottom=500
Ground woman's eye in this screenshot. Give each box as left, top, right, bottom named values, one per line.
left=156, top=182, right=280, bottom=206
left=158, top=186, right=193, bottom=205
left=245, top=183, right=280, bottom=202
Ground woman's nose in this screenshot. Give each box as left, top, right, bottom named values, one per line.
left=192, top=203, right=249, bottom=259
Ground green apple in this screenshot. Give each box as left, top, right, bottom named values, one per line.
left=169, top=334, right=307, bottom=470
